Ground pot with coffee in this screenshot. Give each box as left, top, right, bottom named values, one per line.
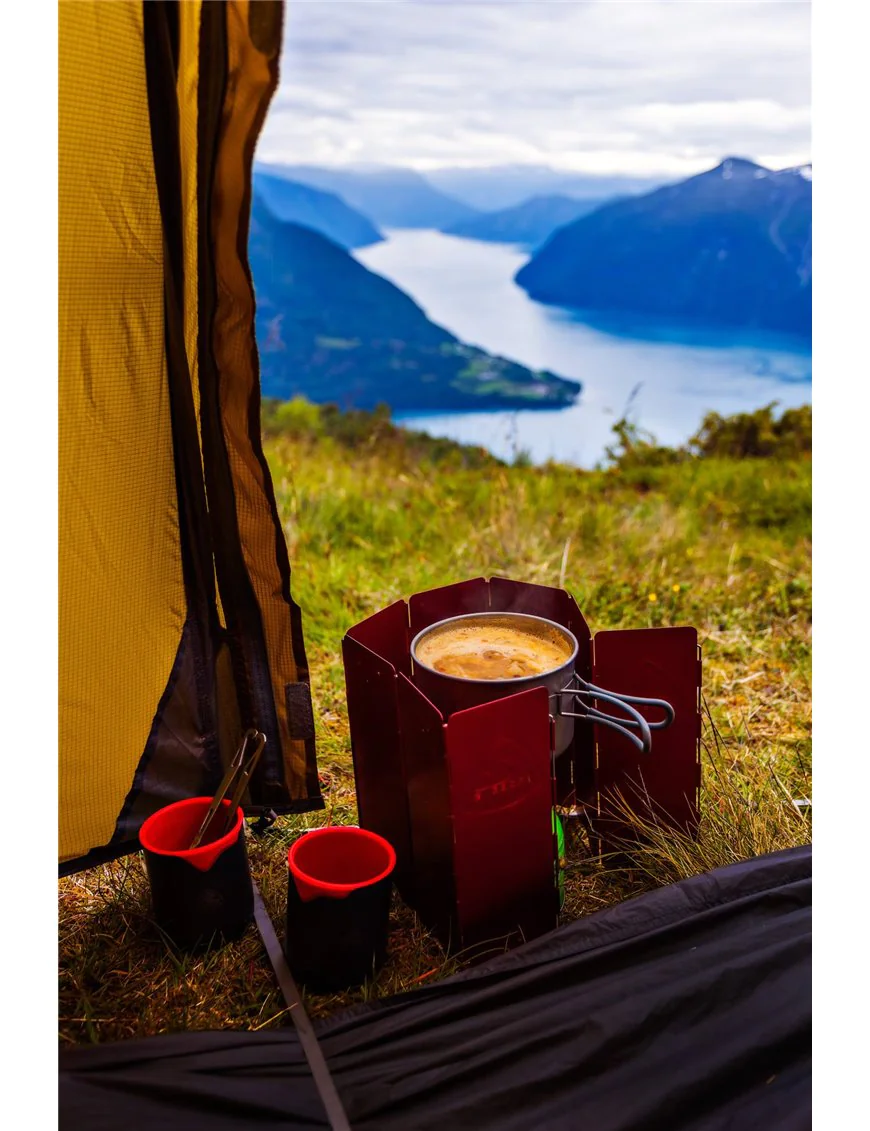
left=411, top=612, right=674, bottom=757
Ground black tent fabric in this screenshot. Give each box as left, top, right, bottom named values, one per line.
left=59, top=845, right=811, bottom=1131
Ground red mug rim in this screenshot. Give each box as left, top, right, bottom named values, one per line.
left=139, top=796, right=243, bottom=862
left=288, top=826, right=396, bottom=897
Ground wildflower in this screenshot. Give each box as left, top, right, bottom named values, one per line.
left=648, top=592, right=657, bottom=603
left=672, top=583, right=681, bottom=593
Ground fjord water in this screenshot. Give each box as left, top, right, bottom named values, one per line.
left=355, top=230, right=811, bottom=468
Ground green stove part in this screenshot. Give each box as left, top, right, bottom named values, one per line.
left=553, top=811, right=566, bottom=910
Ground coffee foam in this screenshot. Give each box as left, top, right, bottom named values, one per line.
left=415, top=616, right=572, bottom=681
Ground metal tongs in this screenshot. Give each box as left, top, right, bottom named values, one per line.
left=189, top=729, right=267, bottom=850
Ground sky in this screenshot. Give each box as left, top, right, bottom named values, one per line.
left=256, top=0, right=811, bottom=178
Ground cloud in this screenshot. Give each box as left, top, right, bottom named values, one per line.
left=257, top=0, right=811, bottom=176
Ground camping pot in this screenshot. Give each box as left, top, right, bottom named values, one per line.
left=410, top=611, right=675, bottom=757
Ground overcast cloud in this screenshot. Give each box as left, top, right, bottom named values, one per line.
left=257, top=0, right=811, bottom=176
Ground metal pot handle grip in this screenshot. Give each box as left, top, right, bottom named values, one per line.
left=561, top=683, right=653, bottom=754
left=582, top=682, right=676, bottom=731
left=555, top=674, right=676, bottom=756
left=564, top=705, right=650, bottom=753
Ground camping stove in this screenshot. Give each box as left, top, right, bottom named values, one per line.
left=342, top=576, right=702, bottom=954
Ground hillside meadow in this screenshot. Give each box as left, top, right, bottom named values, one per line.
left=59, top=403, right=811, bottom=1045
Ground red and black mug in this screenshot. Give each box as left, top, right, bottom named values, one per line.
left=285, top=826, right=396, bottom=993
left=139, top=797, right=254, bottom=951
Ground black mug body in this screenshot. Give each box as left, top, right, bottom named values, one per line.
left=143, top=828, right=253, bottom=951
left=285, top=873, right=392, bottom=993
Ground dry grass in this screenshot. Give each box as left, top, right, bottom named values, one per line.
left=59, top=435, right=811, bottom=1046
left=601, top=701, right=810, bottom=884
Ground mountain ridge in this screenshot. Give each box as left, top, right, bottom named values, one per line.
left=256, top=163, right=479, bottom=230
left=445, top=193, right=613, bottom=249
left=249, top=197, right=581, bottom=412
left=426, top=164, right=666, bottom=210
left=252, top=171, right=383, bottom=249
left=516, top=158, right=811, bottom=339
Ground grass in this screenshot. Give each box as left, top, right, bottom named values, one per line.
left=59, top=424, right=811, bottom=1047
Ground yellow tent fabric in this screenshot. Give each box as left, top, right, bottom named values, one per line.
left=59, top=0, right=320, bottom=869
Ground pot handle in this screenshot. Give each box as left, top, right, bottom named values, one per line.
left=561, top=683, right=653, bottom=754
left=577, top=678, right=676, bottom=732
left=557, top=675, right=676, bottom=755
left=561, top=703, right=650, bottom=753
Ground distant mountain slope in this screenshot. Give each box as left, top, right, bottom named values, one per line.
left=446, top=194, right=612, bottom=250
left=249, top=198, right=580, bottom=412
left=516, top=158, right=811, bottom=339
left=252, top=171, right=383, bottom=250
left=427, top=165, right=665, bottom=211
left=256, top=163, right=479, bottom=230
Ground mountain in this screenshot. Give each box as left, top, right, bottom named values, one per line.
left=445, top=194, right=612, bottom=250
left=515, top=158, right=812, bottom=339
left=252, top=171, right=383, bottom=250
left=257, top=163, right=479, bottom=230
left=426, top=165, right=666, bottom=211
left=249, top=198, right=580, bottom=412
